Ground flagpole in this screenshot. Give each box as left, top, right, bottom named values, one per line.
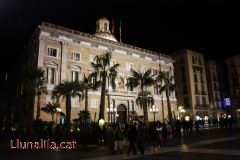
left=119, top=18, right=122, bottom=43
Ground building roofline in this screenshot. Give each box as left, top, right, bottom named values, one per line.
left=226, top=54, right=240, bottom=61
left=40, top=21, right=172, bottom=61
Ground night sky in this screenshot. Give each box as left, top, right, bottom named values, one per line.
left=0, top=0, right=240, bottom=76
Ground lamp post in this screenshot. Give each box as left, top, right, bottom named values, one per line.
left=56, top=108, right=62, bottom=123
left=150, top=105, right=159, bottom=122
left=106, top=104, right=117, bottom=123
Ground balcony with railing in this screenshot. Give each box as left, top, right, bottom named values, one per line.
left=109, top=89, right=138, bottom=96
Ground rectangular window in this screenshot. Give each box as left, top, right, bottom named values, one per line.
left=48, top=48, right=57, bottom=57
left=72, top=97, right=79, bottom=107
left=47, top=67, right=56, bottom=84
left=90, top=99, right=98, bottom=108
left=200, top=75, right=204, bottom=83
left=72, top=52, right=80, bottom=61
left=202, top=96, right=207, bottom=105
left=192, top=56, right=195, bottom=64
left=140, top=65, right=146, bottom=73
left=126, top=63, right=133, bottom=72
left=194, top=74, right=198, bottom=83
left=152, top=69, right=158, bottom=75
left=195, top=84, right=198, bottom=94
left=110, top=59, right=116, bottom=67
left=195, top=96, right=200, bottom=105
left=198, top=58, right=202, bottom=65
left=72, top=71, right=79, bottom=82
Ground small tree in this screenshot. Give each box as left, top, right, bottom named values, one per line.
left=52, top=81, right=83, bottom=133
left=41, top=102, right=61, bottom=122
left=136, top=91, right=154, bottom=125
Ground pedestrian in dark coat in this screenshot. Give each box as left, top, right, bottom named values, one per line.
left=137, top=121, right=145, bottom=156
left=127, top=122, right=137, bottom=154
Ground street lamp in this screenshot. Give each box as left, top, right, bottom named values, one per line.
left=150, top=105, right=159, bottom=122
left=178, top=106, right=185, bottom=120
left=106, top=104, right=117, bottom=123
left=56, top=108, right=62, bottom=123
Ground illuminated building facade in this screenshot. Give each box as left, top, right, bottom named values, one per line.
left=226, top=55, right=240, bottom=122
left=173, top=49, right=209, bottom=121
left=205, top=60, right=229, bottom=119
left=25, top=18, right=177, bottom=123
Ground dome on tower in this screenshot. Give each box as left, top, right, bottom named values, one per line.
left=94, top=17, right=118, bottom=42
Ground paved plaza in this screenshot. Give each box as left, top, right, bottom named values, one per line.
left=1, top=127, right=240, bottom=160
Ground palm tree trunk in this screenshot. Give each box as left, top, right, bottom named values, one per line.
left=143, top=102, right=148, bottom=126
left=166, top=89, right=173, bottom=129
left=99, top=75, right=107, bottom=120
left=162, top=94, right=164, bottom=121
left=85, top=89, right=88, bottom=111
left=36, top=92, right=41, bottom=120
left=52, top=114, right=54, bottom=122
left=66, top=95, right=72, bottom=133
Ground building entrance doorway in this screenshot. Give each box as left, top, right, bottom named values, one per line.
left=116, top=104, right=127, bottom=124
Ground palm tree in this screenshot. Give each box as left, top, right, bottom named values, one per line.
left=52, top=81, right=83, bottom=132
left=33, top=68, right=47, bottom=120
left=81, top=74, right=101, bottom=111
left=136, top=91, right=154, bottom=125
left=156, top=70, right=175, bottom=130
left=91, top=52, right=120, bottom=120
left=41, top=102, right=60, bottom=122
left=23, top=67, right=47, bottom=120
left=127, top=68, right=155, bottom=125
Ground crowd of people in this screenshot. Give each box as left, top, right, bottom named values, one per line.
left=95, top=120, right=172, bottom=156
left=94, top=117, right=237, bottom=156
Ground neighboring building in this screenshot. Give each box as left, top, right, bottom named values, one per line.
left=205, top=61, right=229, bottom=119
left=226, top=55, right=240, bottom=122
left=25, top=17, right=177, bottom=123
left=172, top=49, right=209, bottom=121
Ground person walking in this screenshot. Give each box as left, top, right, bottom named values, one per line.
left=112, top=124, right=124, bottom=154
left=137, top=121, right=145, bottom=156
left=162, top=123, right=168, bottom=146
left=127, top=122, right=137, bottom=155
